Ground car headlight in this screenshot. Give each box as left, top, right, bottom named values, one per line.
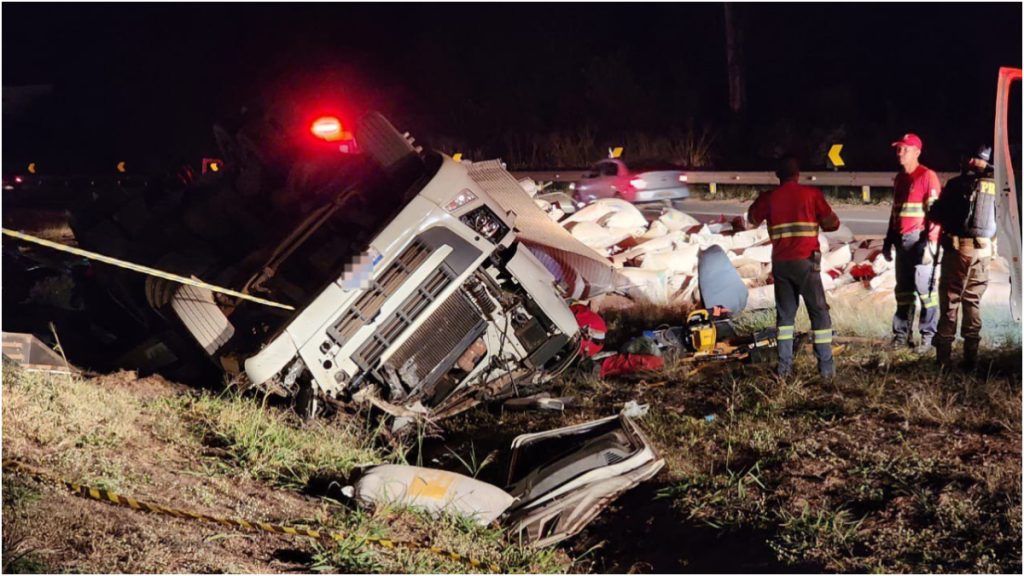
left=569, top=182, right=576, bottom=191
left=460, top=206, right=509, bottom=242
left=630, top=178, right=648, bottom=189
left=445, top=189, right=478, bottom=212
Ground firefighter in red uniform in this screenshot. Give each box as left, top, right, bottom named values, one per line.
left=882, top=133, right=942, bottom=351
left=748, top=155, right=841, bottom=379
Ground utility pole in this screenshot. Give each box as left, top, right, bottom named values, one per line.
left=724, top=3, right=746, bottom=115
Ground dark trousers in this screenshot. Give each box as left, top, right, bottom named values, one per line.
left=893, top=232, right=938, bottom=344
left=773, top=256, right=834, bottom=377
left=935, top=239, right=990, bottom=353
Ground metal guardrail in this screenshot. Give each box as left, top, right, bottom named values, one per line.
left=511, top=170, right=957, bottom=188
left=511, top=169, right=958, bottom=201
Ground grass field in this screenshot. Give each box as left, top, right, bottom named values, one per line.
left=3, top=304, right=1021, bottom=573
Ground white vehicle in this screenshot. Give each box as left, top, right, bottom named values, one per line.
left=572, top=158, right=690, bottom=204
left=170, top=112, right=583, bottom=419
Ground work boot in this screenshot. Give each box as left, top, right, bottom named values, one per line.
left=887, top=336, right=908, bottom=350
left=961, top=339, right=980, bottom=371
left=913, top=338, right=933, bottom=355
left=934, top=340, right=952, bottom=369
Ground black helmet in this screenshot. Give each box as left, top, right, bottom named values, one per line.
left=971, top=145, right=993, bottom=165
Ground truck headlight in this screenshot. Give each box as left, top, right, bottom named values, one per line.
left=460, top=206, right=508, bottom=241
left=445, top=189, right=478, bottom=212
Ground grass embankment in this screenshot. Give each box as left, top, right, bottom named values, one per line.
left=432, top=302, right=1021, bottom=573
left=1, top=366, right=568, bottom=573
left=3, top=300, right=1019, bottom=573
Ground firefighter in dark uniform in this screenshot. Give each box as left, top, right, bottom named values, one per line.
left=927, top=146, right=998, bottom=369
left=748, top=155, right=841, bottom=379
left=883, top=133, right=943, bottom=352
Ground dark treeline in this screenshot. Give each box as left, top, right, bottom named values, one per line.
left=3, top=3, right=1020, bottom=174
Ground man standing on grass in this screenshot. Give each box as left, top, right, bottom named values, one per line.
left=927, top=146, right=998, bottom=370
left=882, top=133, right=942, bottom=352
left=748, top=155, right=841, bottom=380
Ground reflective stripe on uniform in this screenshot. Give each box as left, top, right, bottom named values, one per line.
left=898, top=202, right=925, bottom=217
left=895, top=291, right=917, bottom=305
left=920, top=292, right=939, bottom=309
left=778, top=325, right=794, bottom=341
left=813, top=329, right=833, bottom=344
left=769, top=221, right=819, bottom=240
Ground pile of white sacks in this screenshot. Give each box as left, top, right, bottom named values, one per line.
left=531, top=194, right=899, bottom=311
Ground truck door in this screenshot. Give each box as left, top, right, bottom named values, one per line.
left=994, top=67, right=1021, bottom=321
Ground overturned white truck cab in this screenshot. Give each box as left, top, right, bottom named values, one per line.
left=230, top=113, right=588, bottom=419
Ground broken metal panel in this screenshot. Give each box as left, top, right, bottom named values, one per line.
left=504, top=243, right=579, bottom=338
left=2, top=332, right=76, bottom=374
left=697, top=244, right=748, bottom=313
left=355, top=464, right=515, bottom=526
left=508, top=457, right=664, bottom=547
left=506, top=416, right=661, bottom=508
left=352, top=414, right=664, bottom=547
left=466, top=160, right=625, bottom=298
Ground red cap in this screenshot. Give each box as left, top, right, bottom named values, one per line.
left=891, top=133, right=923, bottom=150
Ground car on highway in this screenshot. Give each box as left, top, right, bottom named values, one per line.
left=571, top=158, right=690, bottom=204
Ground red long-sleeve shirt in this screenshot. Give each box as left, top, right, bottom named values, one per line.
left=747, top=181, right=840, bottom=261
left=889, top=165, right=941, bottom=243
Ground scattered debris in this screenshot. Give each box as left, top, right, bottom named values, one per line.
left=2, top=331, right=77, bottom=375
left=350, top=415, right=665, bottom=547
left=503, top=391, right=576, bottom=411
left=620, top=400, right=650, bottom=418
left=599, top=353, right=665, bottom=378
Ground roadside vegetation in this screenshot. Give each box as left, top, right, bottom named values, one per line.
left=438, top=127, right=718, bottom=171
left=3, top=300, right=1020, bottom=573
left=1, top=365, right=568, bottom=573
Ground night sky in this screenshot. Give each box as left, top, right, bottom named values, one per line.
left=3, top=2, right=1021, bottom=173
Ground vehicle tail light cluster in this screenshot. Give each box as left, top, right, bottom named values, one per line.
left=311, top=116, right=345, bottom=141
left=309, top=115, right=357, bottom=152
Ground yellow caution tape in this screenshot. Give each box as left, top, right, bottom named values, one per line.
left=2, top=459, right=500, bottom=573
left=1, top=228, right=294, bottom=311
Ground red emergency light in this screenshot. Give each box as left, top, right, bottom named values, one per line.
left=310, top=116, right=345, bottom=142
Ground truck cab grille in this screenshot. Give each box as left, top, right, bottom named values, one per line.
left=352, top=266, right=456, bottom=371
left=328, top=240, right=429, bottom=345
